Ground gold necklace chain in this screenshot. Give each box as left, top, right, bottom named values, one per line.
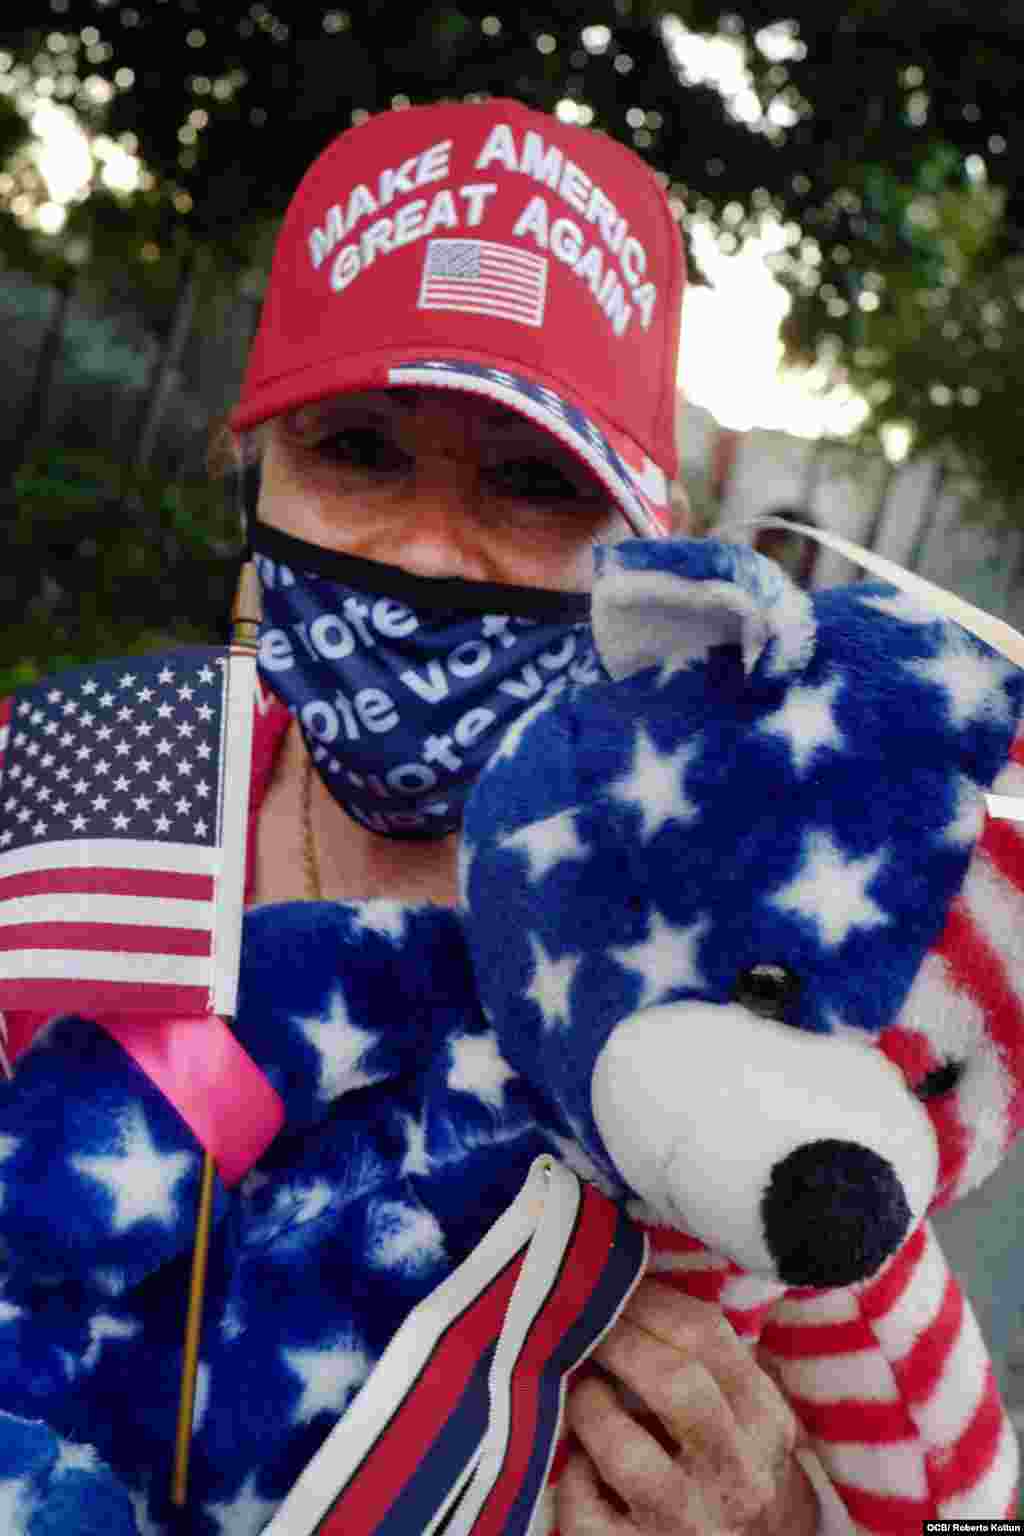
left=301, top=750, right=322, bottom=902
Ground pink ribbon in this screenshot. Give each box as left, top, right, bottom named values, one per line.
left=97, top=1011, right=285, bottom=1188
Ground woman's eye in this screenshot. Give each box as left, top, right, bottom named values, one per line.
left=319, top=429, right=412, bottom=474
left=484, top=456, right=595, bottom=502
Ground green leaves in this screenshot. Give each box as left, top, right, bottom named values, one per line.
left=0, top=449, right=239, bottom=696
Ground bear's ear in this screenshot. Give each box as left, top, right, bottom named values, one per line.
left=591, top=538, right=818, bottom=682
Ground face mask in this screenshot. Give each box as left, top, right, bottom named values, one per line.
left=248, top=520, right=599, bottom=839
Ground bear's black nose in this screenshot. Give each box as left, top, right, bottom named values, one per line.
left=761, top=1139, right=912, bottom=1287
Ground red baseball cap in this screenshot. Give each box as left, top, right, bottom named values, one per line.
left=231, top=98, right=685, bottom=536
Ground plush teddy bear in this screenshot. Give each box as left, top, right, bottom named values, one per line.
left=0, top=536, right=1021, bottom=1534
left=460, top=536, right=1024, bottom=1526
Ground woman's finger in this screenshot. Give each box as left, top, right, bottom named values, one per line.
left=590, top=1314, right=774, bottom=1527
left=556, top=1449, right=627, bottom=1536
left=622, top=1280, right=798, bottom=1464
left=565, top=1372, right=717, bottom=1535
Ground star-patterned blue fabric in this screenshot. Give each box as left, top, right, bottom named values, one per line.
left=0, top=900, right=560, bottom=1534
left=1, top=536, right=1024, bottom=1533
left=464, top=542, right=1024, bottom=1157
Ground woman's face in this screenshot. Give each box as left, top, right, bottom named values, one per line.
left=256, top=387, right=631, bottom=592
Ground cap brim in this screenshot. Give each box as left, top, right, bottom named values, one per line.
left=229, top=353, right=671, bottom=538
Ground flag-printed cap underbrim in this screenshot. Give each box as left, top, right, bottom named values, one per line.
left=230, top=99, right=686, bottom=538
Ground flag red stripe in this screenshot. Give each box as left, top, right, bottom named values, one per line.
left=0, top=922, right=211, bottom=956
left=0, top=867, right=214, bottom=902
left=477, top=249, right=547, bottom=272
left=422, top=291, right=542, bottom=318
left=426, top=277, right=543, bottom=301
left=4, top=976, right=210, bottom=1015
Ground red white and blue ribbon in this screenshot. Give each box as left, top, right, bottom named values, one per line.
left=264, top=1156, right=648, bottom=1536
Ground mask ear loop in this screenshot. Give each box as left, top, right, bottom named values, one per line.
left=716, top=514, right=1024, bottom=824
left=231, top=430, right=262, bottom=562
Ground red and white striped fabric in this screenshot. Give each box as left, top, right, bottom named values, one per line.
left=520, top=1218, right=1015, bottom=1536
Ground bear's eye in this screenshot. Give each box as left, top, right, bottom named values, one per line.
left=733, top=964, right=801, bottom=1021
left=914, top=1060, right=966, bottom=1101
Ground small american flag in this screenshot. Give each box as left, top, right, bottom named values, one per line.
left=0, top=645, right=255, bottom=1020
left=419, top=239, right=548, bottom=328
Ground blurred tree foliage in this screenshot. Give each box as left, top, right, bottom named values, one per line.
left=0, top=1, right=1021, bottom=680
left=0, top=449, right=240, bottom=695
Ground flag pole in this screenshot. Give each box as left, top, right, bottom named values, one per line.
left=171, top=560, right=262, bottom=1509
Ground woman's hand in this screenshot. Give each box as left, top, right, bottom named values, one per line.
left=557, top=1279, right=820, bottom=1535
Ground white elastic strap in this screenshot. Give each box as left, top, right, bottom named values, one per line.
left=719, top=516, right=1024, bottom=824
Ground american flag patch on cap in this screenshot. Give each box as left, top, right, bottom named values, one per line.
left=419, top=239, right=548, bottom=328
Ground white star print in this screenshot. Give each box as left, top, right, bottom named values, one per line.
left=283, top=1336, right=371, bottom=1424
left=490, top=679, right=567, bottom=765
left=349, top=900, right=408, bottom=942
left=757, top=675, right=845, bottom=774
left=0, top=1300, right=23, bottom=1325
left=0, top=1475, right=36, bottom=1531
left=456, top=831, right=478, bottom=906
left=295, top=988, right=386, bottom=1102
left=127, top=1483, right=168, bottom=1536
left=399, top=1113, right=431, bottom=1176
left=525, top=934, right=581, bottom=1030
left=0, top=1133, right=20, bottom=1211
left=611, top=727, right=700, bottom=842
left=366, top=1200, right=446, bottom=1272
left=772, top=829, right=889, bottom=948
left=285, top=1179, right=334, bottom=1229
left=500, top=809, right=586, bottom=882
left=54, top=1440, right=98, bottom=1476
left=71, top=1105, right=193, bottom=1233
left=447, top=1031, right=518, bottom=1108
left=858, top=590, right=940, bottom=627
left=192, top=1360, right=211, bottom=1431
left=611, top=910, right=707, bottom=1008
left=945, top=775, right=986, bottom=847
left=205, top=1471, right=279, bottom=1536
left=82, top=1312, right=139, bottom=1369
left=908, top=646, right=1016, bottom=731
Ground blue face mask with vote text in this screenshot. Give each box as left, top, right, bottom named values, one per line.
left=249, top=521, right=597, bottom=840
